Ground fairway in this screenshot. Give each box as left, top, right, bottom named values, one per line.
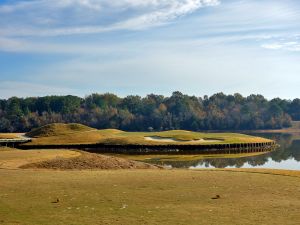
left=0, top=169, right=299, bottom=225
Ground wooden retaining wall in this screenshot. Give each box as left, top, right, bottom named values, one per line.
left=19, top=141, right=277, bottom=154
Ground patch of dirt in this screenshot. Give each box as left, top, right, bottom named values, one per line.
left=20, top=152, right=161, bottom=170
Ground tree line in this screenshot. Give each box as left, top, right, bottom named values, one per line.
left=0, top=92, right=299, bottom=132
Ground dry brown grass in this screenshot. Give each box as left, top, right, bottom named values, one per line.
left=0, top=169, right=299, bottom=225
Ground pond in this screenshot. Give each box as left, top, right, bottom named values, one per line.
left=121, top=133, right=300, bottom=170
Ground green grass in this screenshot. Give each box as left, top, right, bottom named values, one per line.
left=22, top=123, right=273, bottom=146
left=0, top=169, right=299, bottom=225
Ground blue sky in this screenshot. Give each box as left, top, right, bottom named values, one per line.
left=0, top=0, right=300, bottom=99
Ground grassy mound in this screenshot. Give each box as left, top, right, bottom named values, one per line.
left=0, top=149, right=81, bottom=169
left=26, top=123, right=95, bottom=138
left=21, top=152, right=160, bottom=170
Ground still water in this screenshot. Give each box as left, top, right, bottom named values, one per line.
left=139, top=133, right=300, bottom=170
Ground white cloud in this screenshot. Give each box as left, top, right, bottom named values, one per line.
left=119, top=0, right=220, bottom=29
left=23, top=41, right=300, bottom=100
left=2, top=0, right=300, bottom=100
left=262, top=40, right=300, bottom=52
left=0, top=0, right=102, bottom=13
left=0, top=32, right=294, bottom=55
left=0, top=0, right=220, bottom=37
left=0, top=32, right=291, bottom=54
left=261, top=43, right=284, bottom=50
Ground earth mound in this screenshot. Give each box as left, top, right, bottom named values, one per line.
left=20, top=152, right=161, bottom=170
left=26, top=123, right=95, bottom=138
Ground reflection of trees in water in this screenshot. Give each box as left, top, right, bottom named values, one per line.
left=287, top=140, right=300, bottom=161
left=150, top=133, right=300, bottom=168
left=267, top=134, right=299, bottom=162
left=159, top=154, right=271, bottom=168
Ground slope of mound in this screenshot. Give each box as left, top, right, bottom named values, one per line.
left=21, top=152, right=160, bottom=170
left=0, top=149, right=81, bottom=169
left=26, top=123, right=95, bottom=138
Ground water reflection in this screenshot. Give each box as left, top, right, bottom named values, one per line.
left=143, top=133, right=300, bottom=170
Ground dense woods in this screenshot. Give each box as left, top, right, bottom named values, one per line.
left=0, top=92, right=298, bottom=132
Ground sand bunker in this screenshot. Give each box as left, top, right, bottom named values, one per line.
left=144, top=136, right=222, bottom=143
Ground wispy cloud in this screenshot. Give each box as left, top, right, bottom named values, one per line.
left=0, top=0, right=220, bottom=37
left=262, top=35, right=300, bottom=52
left=262, top=42, right=300, bottom=52
left=1, top=0, right=300, bottom=100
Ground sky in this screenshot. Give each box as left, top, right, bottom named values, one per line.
left=0, top=0, right=300, bottom=100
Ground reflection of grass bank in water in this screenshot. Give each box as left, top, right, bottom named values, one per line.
left=0, top=147, right=17, bottom=151
left=109, top=151, right=275, bottom=169
left=109, top=151, right=269, bottom=162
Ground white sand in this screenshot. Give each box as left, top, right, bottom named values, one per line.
left=144, top=136, right=221, bottom=143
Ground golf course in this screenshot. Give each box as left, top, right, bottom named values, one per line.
left=2, top=0, right=300, bottom=223
left=0, top=148, right=299, bottom=225
left=23, top=123, right=273, bottom=145
left=0, top=123, right=299, bottom=225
